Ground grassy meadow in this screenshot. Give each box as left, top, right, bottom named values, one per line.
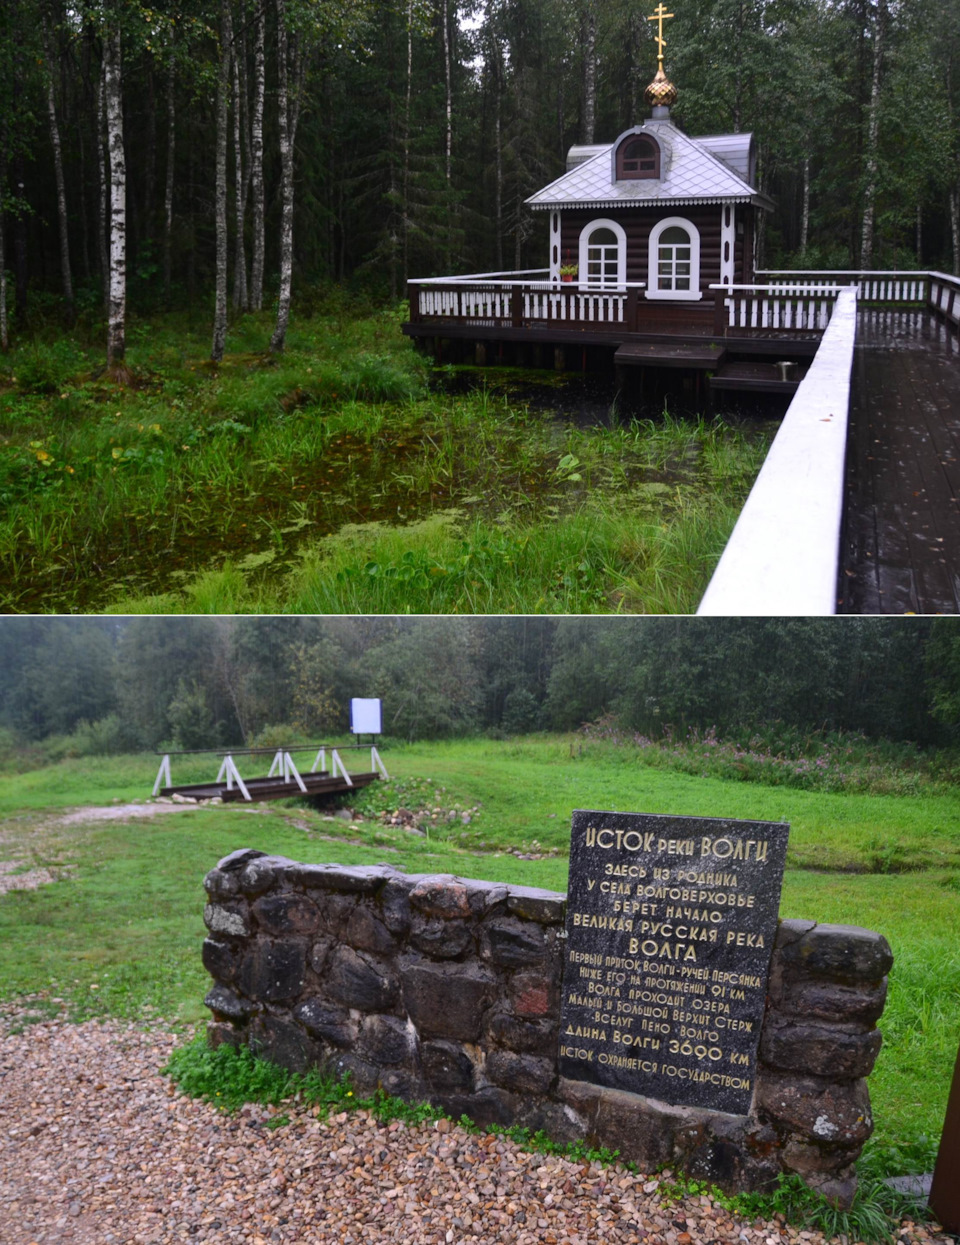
left=0, top=300, right=772, bottom=614
left=0, top=734, right=957, bottom=1178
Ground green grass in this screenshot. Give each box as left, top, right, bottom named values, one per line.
left=0, top=302, right=771, bottom=614
left=0, top=736, right=957, bottom=1190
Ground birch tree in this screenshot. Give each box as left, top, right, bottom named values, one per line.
left=212, top=0, right=232, bottom=362
left=0, top=129, right=7, bottom=352
left=96, top=53, right=109, bottom=312
left=270, top=0, right=304, bottom=353
left=42, top=14, right=74, bottom=325
left=163, top=37, right=175, bottom=302
left=232, top=22, right=248, bottom=311
left=249, top=0, right=265, bottom=310
left=104, top=22, right=127, bottom=372
left=581, top=0, right=596, bottom=144
left=860, top=0, right=886, bottom=269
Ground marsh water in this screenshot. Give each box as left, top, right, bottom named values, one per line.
left=5, top=363, right=780, bottom=613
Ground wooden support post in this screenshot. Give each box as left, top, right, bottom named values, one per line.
left=554, top=347, right=565, bottom=371
left=713, top=293, right=727, bottom=337
left=475, top=341, right=487, bottom=366
left=511, top=285, right=522, bottom=328
left=930, top=1039, right=960, bottom=1233
left=408, top=285, right=420, bottom=323
left=626, top=287, right=639, bottom=333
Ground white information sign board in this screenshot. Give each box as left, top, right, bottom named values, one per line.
left=350, top=698, right=382, bottom=735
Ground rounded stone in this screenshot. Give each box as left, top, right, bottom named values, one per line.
left=409, top=878, right=472, bottom=920
left=781, top=924, right=893, bottom=983
left=420, top=1040, right=476, bottom=1091
left=294, top=997, right=356, bottom=1046
left=324, top=946, right=399, bottom=1012
left=760, top=1018, right=882, bottom=1078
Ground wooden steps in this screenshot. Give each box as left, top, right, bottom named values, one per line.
left=709, top=361, right=804, bottom=394
left=615, top=340, right=726, bottom=369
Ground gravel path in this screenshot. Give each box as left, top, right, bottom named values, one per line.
left=0, top=1016, right=949, bottom=1245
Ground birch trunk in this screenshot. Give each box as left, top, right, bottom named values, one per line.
left=494, top=44, right=503, bottom=271
left=212, top=0, right=231, bottom=362
left=581, top=1, right=596, bottom=144
left=104, top=25, right=127, bottom=370
left=232, top=27, right=248, bottom=310
left=860, top=0, right=885, bottom=269
left=915, top=203, right=922, bottom=264
left=163, top=50, right=175, bottom=301
left=43, top=21, right=74, bottom=324
left=270, top=0, right=302, bottom=353
left=0, top=125, right=7, bottom=352
left=951, top=188, right=960, bottom=276
left=97, top=58, right=109, bottom=313
left=250, top=0, right=265, bottom=310
left=403, top=0, right=412, bottom=283
left=800, top=155, right=810, bottom=254
left=442, top=0, right=452, bottom=185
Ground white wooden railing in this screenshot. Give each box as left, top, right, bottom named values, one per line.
left=710, top=283, right=842, bottom=332
left=152, top=744, right=388, bottom=800
left=756, top=270, right=929, bottom=303
left=698, top=287, right=860, bottom=617
left=928, top=271, right=960, bottom=327
left=411, top=276, right=646, bottom=329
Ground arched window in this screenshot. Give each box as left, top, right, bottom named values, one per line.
left=578, top=219, right=626, bottom=289
left=646, top=216, right=702, bottom=301
left=617, top=134, right=660, bottom=180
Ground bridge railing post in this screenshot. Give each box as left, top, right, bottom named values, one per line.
left=331, top=749, right=354, bottom=787
left=153, top=754, right=171, bottom=797
left=282, top=751, right=308, bottom=793
left=217, top=754, right=252, bottom=802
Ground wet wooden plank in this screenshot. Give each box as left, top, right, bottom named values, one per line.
left=839, top=311, right=960, bottom=614
left=615, top=340, right=725, bottom=368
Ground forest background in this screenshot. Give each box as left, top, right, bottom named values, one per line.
left=3, top=616, right=960, bottom=764
left=2, top=0, right=959, bottom=359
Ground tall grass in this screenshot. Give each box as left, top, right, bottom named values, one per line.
left=1, top=305, right=772, bottom=613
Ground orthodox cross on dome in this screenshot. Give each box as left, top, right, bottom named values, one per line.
left=645, top=2, right=678, bottom=111
left=647, top=3, right=674, bottom=68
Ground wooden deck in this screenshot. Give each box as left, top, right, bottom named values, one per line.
left=839, top=310, right=960, bottom=613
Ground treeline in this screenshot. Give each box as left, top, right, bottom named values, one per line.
left=0, top=617, right=957, bottom=752
left=2, top=0, right=959, bottom=361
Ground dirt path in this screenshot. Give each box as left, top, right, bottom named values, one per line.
left=0, top=802, right=200, bottom=896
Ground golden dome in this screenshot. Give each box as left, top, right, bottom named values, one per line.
left=644, top=66, right=678, bottom=109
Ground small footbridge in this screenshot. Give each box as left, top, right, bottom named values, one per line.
left=152, top=743, right=388, bottom=804
left=697, top=270, right=960, bottom=615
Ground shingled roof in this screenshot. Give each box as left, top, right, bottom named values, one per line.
left=526, top=119, right=770, bottom=211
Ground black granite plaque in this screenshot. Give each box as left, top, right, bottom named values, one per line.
left=560, top=810, right=789, bottom=1115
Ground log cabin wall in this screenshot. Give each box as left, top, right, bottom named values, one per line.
left=558, top=205, right=730, bottom=294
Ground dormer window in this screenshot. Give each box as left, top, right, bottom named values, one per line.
left=617, top=134, right=660, bottom=180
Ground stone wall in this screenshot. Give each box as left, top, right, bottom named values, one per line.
left=202, top=850, right=892, bottom=1207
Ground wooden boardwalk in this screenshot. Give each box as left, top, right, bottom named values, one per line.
left=839, top=310, right=960, bottom=614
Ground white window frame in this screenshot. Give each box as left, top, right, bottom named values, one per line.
left=646, top=215, right=703, bottom=301
left=578, top=218, right=627, bottom=290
